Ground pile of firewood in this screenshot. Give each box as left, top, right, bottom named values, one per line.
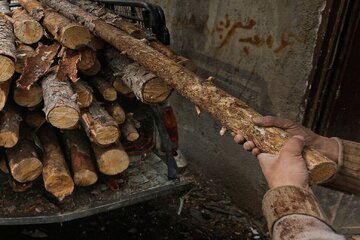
left=0, top=0, right=182, bottom=201
left=0, top=0, right=337, bottom=203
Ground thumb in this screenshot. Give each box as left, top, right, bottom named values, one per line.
left=253, top=116, right=295, bottom=129
left=257, top=153, right=277, bottom=170
left=280, top=135, right=305, bottom=158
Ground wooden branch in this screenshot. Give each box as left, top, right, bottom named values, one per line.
left=0, top=80, right=11, bottom=111
left=0, top=9, right=16, bottom=82
left=6, top=138, right=43, bottom=183
left=39, top=0, right=337, bottom=183
left=19, top=0, right=91, bottom=49
left=12, top=8, right=43, bottom=44
left=62, top=129, right=98, bottom=186
left=72, top=79, right=93, bottom=108
left=105, top=102, right=125, bottom=124
left=92, top=141, right=130, bottom=175
left=38, top=124, right=74, bottom=201
left=14, top=82, right=43, bottom=107
left=42, top=71, right=80, bottom=129
left=81, top=99, right=119, bottom=146
left=15, top=44, right=35, bottom=73
left=121, top=114, right=139, bottom=142
left=89, top=74, right=117, bottom=102
left=104, top=47, right=171, bottom=104
left=0, top=106, right=20, bottom=148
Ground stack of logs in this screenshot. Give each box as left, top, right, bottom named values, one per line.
left=0, top=0, right=178, bottom=201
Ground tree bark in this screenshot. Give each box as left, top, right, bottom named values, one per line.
left=38, top=124, right=74, bottom=201
left=6, top=138, right=43, bottom=183
left=42, top=71, right=80, bottom=129
left=72, top=79, right=93, bottom=108
left=81, top=99, right=119, bottom=146
left=38, top=0, right=337, bottom=183
left=92, top=141, right=129, bottom=175
left=71, top=0, right=190, bottom=66
left=14, top=82, right=43, bottom=108
left=0, top=106, right=20, bottom=148
left=61, top=129, right=98, bottom=186
left=105, top=102, right=125, bottom=124
left=19, top=0, right=91, bottom=49
left=0, top=80, right=11, bottom=111
left=104, top=47, right=171, bottom=104
left=89, top=74, right=117, bottom=102
left=12, top=8, right=43, bottom=44
left=15, top=44, right=36, bottom=73
left=0, top=12, right=16, bottom=82
left=121, top=114, right=139, bottom=142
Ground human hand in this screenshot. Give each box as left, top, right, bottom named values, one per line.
left=258, top=135, right=309, bottom=189
left=232, top=116, right=339, bottom=163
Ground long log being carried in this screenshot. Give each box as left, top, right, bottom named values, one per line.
left=33, top=0, right=337, bottom=183
left=0, top=1, right=16, bottom=82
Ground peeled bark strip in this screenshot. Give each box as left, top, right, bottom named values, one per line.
left=104, top=48, right=171, bottom=104
left=56, top=48, right=81, bottom=82
left=80, top=58, right=101, bottom=76
left=38, top=124, right=74, bottom=201
left=62, top=129, right=97, bottom=186
left=14, top=82, right=43, bottom=107
left=15, top=44, right=36, bottom=73
left=38, top=0, right=337, bottom=183
left=77, top=47, right=96, bottom=72
left=42, top=71, right=80, bottom=129
left=6, top=138, right=43, bottom=183
left=12, top=8, right=43, bottom=44
left=0, top=80, right=11, bottom=111
left=16, top=42, right=60, bottom=89
left=90, top=75, right=117, bottom=102
left=72, top=79, right=93, bottom=108
left=0, top=106, right=20, bottom=148
left=106, top=102, right=125, bottom=124
left=92, top=141, right=129, bottom=175
left=0, top=15, right=16, bottom=82
left=81, top=99, right=119, bottom=146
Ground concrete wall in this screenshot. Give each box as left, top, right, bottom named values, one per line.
left=147, top=0, right=328, bottom=217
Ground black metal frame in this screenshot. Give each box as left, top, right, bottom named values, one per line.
left=96, top=0, right=170, bottom=45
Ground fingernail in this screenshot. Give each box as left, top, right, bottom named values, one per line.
left=293, top=135, right=305, bottom=141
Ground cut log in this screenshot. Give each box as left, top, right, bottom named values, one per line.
left=42, top=71, right=80, bottom=129
left=0, top=13, right=16, bottom=82
left=92, top=141, right=129, bottom=175
left=89, top=74, right=117, bottom=102
left=38, top=124, right=74, bottom=200
left=15, top=44, right=36, bottom=73
left=87, top=35, right=105, bottom=50
left=0, top=106, right=20, bottom=148
left=12, top=8, right=43, bottom=44
left=104, top=47, right=171, bottom=104
left=121, top=114, right=139, bottom=142
left=38, top=0, right=337, bottom=183
left=0, top=80, right=11, bottom=111
left=71, top=0, right=191, bottom=66
left=16, top=42, right=60, bottom=89
left=62, top=129, right=97, bottom=186
left=105, top=102, right=125, bottom=124
left=6, top=138, right=43, bottom=183
left=14, top=82, right=43, bottom=107
left=80, top=58, right=101, bottom=76
left=81, top=99, right=119, bottom=146
left=24, top=112, right=45, bottom=128
left=72, top=79, right=93, bottom=108
left=102, top=66, right=132, bottom=95
left=77, top=47, right=96, bottom=72
left=19, top=0, right=91, bottom=49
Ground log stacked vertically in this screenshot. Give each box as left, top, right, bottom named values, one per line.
left=0, top=0, right=16, bottom=82
left=37, top=0, right=337, bottom=183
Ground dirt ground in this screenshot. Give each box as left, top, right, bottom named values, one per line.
left=0, top=166, right=268, bottom=240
